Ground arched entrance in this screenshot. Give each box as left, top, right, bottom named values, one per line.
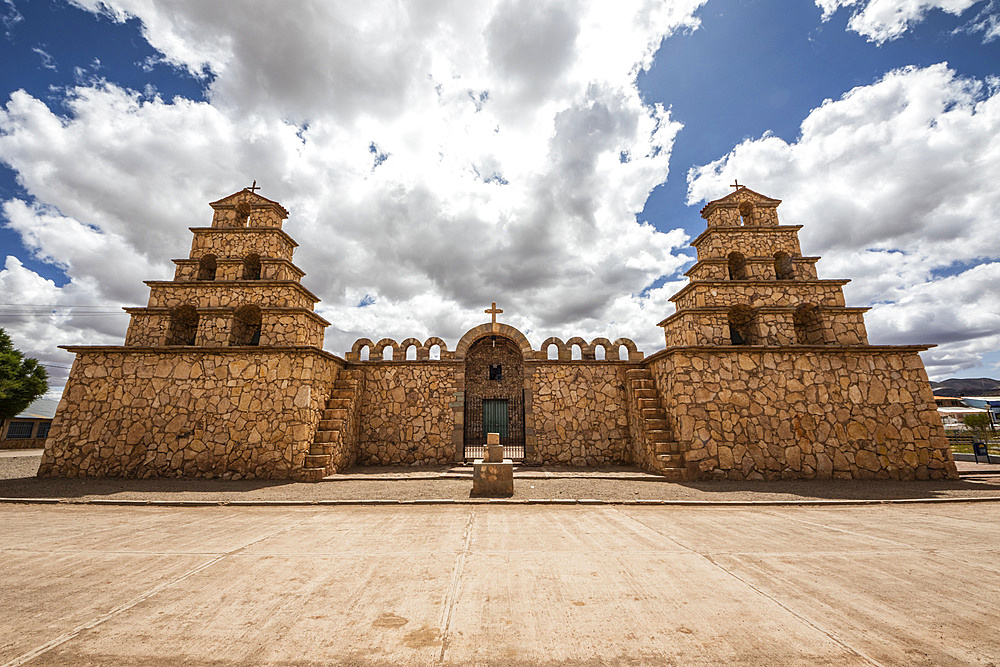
left=463, top=334, right=525, bottom=460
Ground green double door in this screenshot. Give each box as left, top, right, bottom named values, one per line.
left=481, top=399, right=509, bottom=439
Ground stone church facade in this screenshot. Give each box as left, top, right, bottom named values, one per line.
left=38, top=186, right=958, bottom=481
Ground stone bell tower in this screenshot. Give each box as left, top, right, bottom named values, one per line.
left=123, top=187, right=328, bottom=348
left=658, top=186, right=869, bottom=348
left=645, top=185, right=956, bottom=481
left=39, top=186, right=346, bottom=481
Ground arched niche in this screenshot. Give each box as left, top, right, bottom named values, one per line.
left=794, top=304, right=825, bottom=344
left=728, top=252, right=748, bottom=280
left=728, top=305, right=758, bottom=345
left=774, top=251, right=794, bottom=280
left=166, top=305, right=199, bottom=345
left=230, top=305, right=262, bottom=346
left=242, top=253, right=262, bottom=280
left=197, top=254, right=217, bottom=281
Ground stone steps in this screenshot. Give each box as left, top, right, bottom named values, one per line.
left=648, top=429, right=673, bottom=444
left=296, top=467, right=327, bottom=483
left=627, top=367, right=687, bottom=481
left=297, top=369, right=362, bottom=481
left=656, top=453, right=684, bottom=466
left=305, top=454, right=330, bottom=468
left=654, top=440, right=681, bottom=455
left=656, top=466, right=686, bottom=482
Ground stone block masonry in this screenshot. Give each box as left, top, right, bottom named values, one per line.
left=39, top=348, right=343, bottom=479
left=647, top=347, right=957, bottom=481
left=356, top=362, right=462, bottom=465
left=526, top=362, right=631, bottom=465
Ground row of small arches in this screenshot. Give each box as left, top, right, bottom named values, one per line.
left=727, top=251, right=795, bottom=281
left=539, top=337, right=639, bottom=360
left=727, top=304, right=826, bottom=346
left=348, top=336, right=640, bottom=361
left=350, top=337, right=450, bottom=361
left=197, top=254, right=262, bottom=281
left=166, top=304, right=261, bottom=346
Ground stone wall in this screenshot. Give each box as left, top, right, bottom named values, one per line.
left=124, top=307, right=326, bottom=347
left=174, top=258, right=303, bottom=282
left=693, top=228, right=802, bottom=258
left=209, top=190, right=288, bottom=228
left=38, top=348, right=342, bottom=479
left=687, top=258, right=820, bottom=281
left=190, top=229, right=297, bottom=261
left=646, top=347, right=958, bottom=481
left=145, top=282, right=317, bottom=309
left=672, top=281, right=848, bottom=310
left=703, top=204, right=781, bottom=228
left=525, top=362, right=631, bottom=465
left=662, top=308, right=869, bottom=348
left=355, top=362, right=462, bottom=465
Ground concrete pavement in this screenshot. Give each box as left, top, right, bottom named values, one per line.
left=2, top=503, right=999, bottom=665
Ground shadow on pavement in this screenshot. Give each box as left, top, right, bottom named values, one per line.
left=2, top=455, right=999, bottom=502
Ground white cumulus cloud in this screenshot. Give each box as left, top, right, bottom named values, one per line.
left=1, top=0, right=707, bottom=380
left=816, top=0, right=981, bottom=43
left=687, top=63, right=1000, bottom=378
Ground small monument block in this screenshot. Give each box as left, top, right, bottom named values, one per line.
left=486, top=432, right=504, bottom=463
left=471, top=431, right=514, bottom=497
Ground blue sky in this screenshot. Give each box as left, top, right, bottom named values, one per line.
left=1, top=0, right=999, bottom=390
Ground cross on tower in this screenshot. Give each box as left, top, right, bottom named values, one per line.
left=485, top=301, right=503, bottom=324
left=248, top=180, right=261, bottom=193
left=730, top=180, right=743, bottom=191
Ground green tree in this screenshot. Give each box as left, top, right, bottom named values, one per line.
left=963, top=413, right=993, bottom=442
left=0, top=328, right=48, bottom=420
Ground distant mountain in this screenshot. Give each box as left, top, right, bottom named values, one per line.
left=930, top=378, right=1000, bottom=397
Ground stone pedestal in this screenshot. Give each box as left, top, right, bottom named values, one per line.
left=471, top=433, right=513, bottom=497
left=471, top=460, right=514, bottom=497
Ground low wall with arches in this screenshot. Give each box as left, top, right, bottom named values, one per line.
left=346, top=336, right=453, bottom=361
left=346, top=333, right=643, bottom=363
left=344, top=329, right=644, bottom=466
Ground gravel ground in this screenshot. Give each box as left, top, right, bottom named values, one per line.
left=3, top=451, right=1000, bottom=503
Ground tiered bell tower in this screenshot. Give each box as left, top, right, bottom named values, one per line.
left=40, top=186, right=346, bottom=481
left=642, top=185, right=956, bottom=481
left=123, top=187, right=329, bottom=348
left=658, top=186, right=869, bottom=348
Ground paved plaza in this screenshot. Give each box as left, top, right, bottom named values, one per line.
left=2, top=502, right=999, bottom=665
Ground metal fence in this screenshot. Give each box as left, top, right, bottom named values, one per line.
left=463, top=390, right=525, bottom=460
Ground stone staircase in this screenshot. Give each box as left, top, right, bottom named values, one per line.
left=625, top=368, right=686, bottom=481
left=297, top=369, right=362, bottom=482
